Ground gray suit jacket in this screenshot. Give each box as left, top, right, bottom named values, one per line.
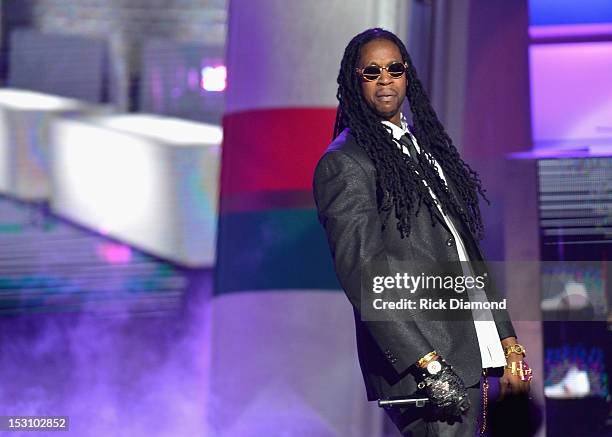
left=313, top=128, right=515, bottom=401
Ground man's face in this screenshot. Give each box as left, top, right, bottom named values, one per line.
left=357, top=38, right=407, bottom=126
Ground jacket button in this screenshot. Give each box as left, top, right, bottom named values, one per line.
left=446, top=237, right=455, bottom=247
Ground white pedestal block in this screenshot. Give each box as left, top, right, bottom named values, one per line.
left=0, top=88, right=110, bottom=200
left=50, top=114, right=222, bottom=267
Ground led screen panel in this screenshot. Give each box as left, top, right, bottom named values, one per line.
left=529, top=42, right=612, bottom=150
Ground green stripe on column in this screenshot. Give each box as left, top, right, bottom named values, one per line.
left=215, top=208, right=340, bottom=295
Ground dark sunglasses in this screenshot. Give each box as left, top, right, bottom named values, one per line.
left=356, top=62, right=407, bottom=81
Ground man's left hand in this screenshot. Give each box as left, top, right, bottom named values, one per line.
left=500, top=353, right=531, bottom=398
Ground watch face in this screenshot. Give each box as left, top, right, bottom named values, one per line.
left=427, top=360, right=442, bottom=375
left=506, top=345, right=526, bottom=357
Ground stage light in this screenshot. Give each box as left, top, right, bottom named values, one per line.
left=201, top=65, right=227, bottom=92
left=96, top=243, right=133, bottom=265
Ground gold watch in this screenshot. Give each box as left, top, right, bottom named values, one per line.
left=504, top=344, right=526, bottom=358
left=417, top=351, right=438, bottom=368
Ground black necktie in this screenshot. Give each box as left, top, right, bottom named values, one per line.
left=398, top=133, right=419, bottom=161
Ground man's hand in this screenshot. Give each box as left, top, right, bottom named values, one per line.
left=500, top=337, right=531, bottom=398
left=500, top=353, right=531, bottom=398
left=417, top=358, right=471, bottom=418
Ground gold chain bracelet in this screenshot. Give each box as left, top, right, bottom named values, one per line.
left=480, top=368, right=488, bottom=435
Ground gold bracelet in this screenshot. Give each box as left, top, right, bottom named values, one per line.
left=504, top=343, right=526, bottom=358
left=416, top=351, right=438, bottom=368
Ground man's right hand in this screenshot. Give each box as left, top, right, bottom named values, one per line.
left=417, top=357, right=471, bottom=418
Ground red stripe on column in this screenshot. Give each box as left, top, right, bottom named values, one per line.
left=221, top=108, right=336, bottom=196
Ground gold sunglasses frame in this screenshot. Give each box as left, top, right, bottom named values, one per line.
left=355, top=62, right=408, bottom=82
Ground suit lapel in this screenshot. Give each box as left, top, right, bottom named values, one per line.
left=443, top=179, right=486, bottom=262
left=427, top=161, right=485, bottom=262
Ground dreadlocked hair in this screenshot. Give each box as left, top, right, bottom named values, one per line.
left=333, top=27, right=489, bottom=240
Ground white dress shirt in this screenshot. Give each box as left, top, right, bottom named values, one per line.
left=382, top=116, right=507, bottom=368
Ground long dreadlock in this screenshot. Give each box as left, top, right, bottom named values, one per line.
left=333, top=28, right=488, bottom=240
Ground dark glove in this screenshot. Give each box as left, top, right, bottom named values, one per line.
left=416, top=357, right=471, bottom=418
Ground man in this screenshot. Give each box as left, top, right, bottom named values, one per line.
left=313, top=28, right=531, bottom=436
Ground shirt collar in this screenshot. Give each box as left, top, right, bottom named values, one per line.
left=381, top=113, right=409, bottom=141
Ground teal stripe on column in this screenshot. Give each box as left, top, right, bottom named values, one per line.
left=215, top=208, right=340, bottom=295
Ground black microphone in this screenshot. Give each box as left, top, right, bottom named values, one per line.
left=377, top=397, right=429, bottom=408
